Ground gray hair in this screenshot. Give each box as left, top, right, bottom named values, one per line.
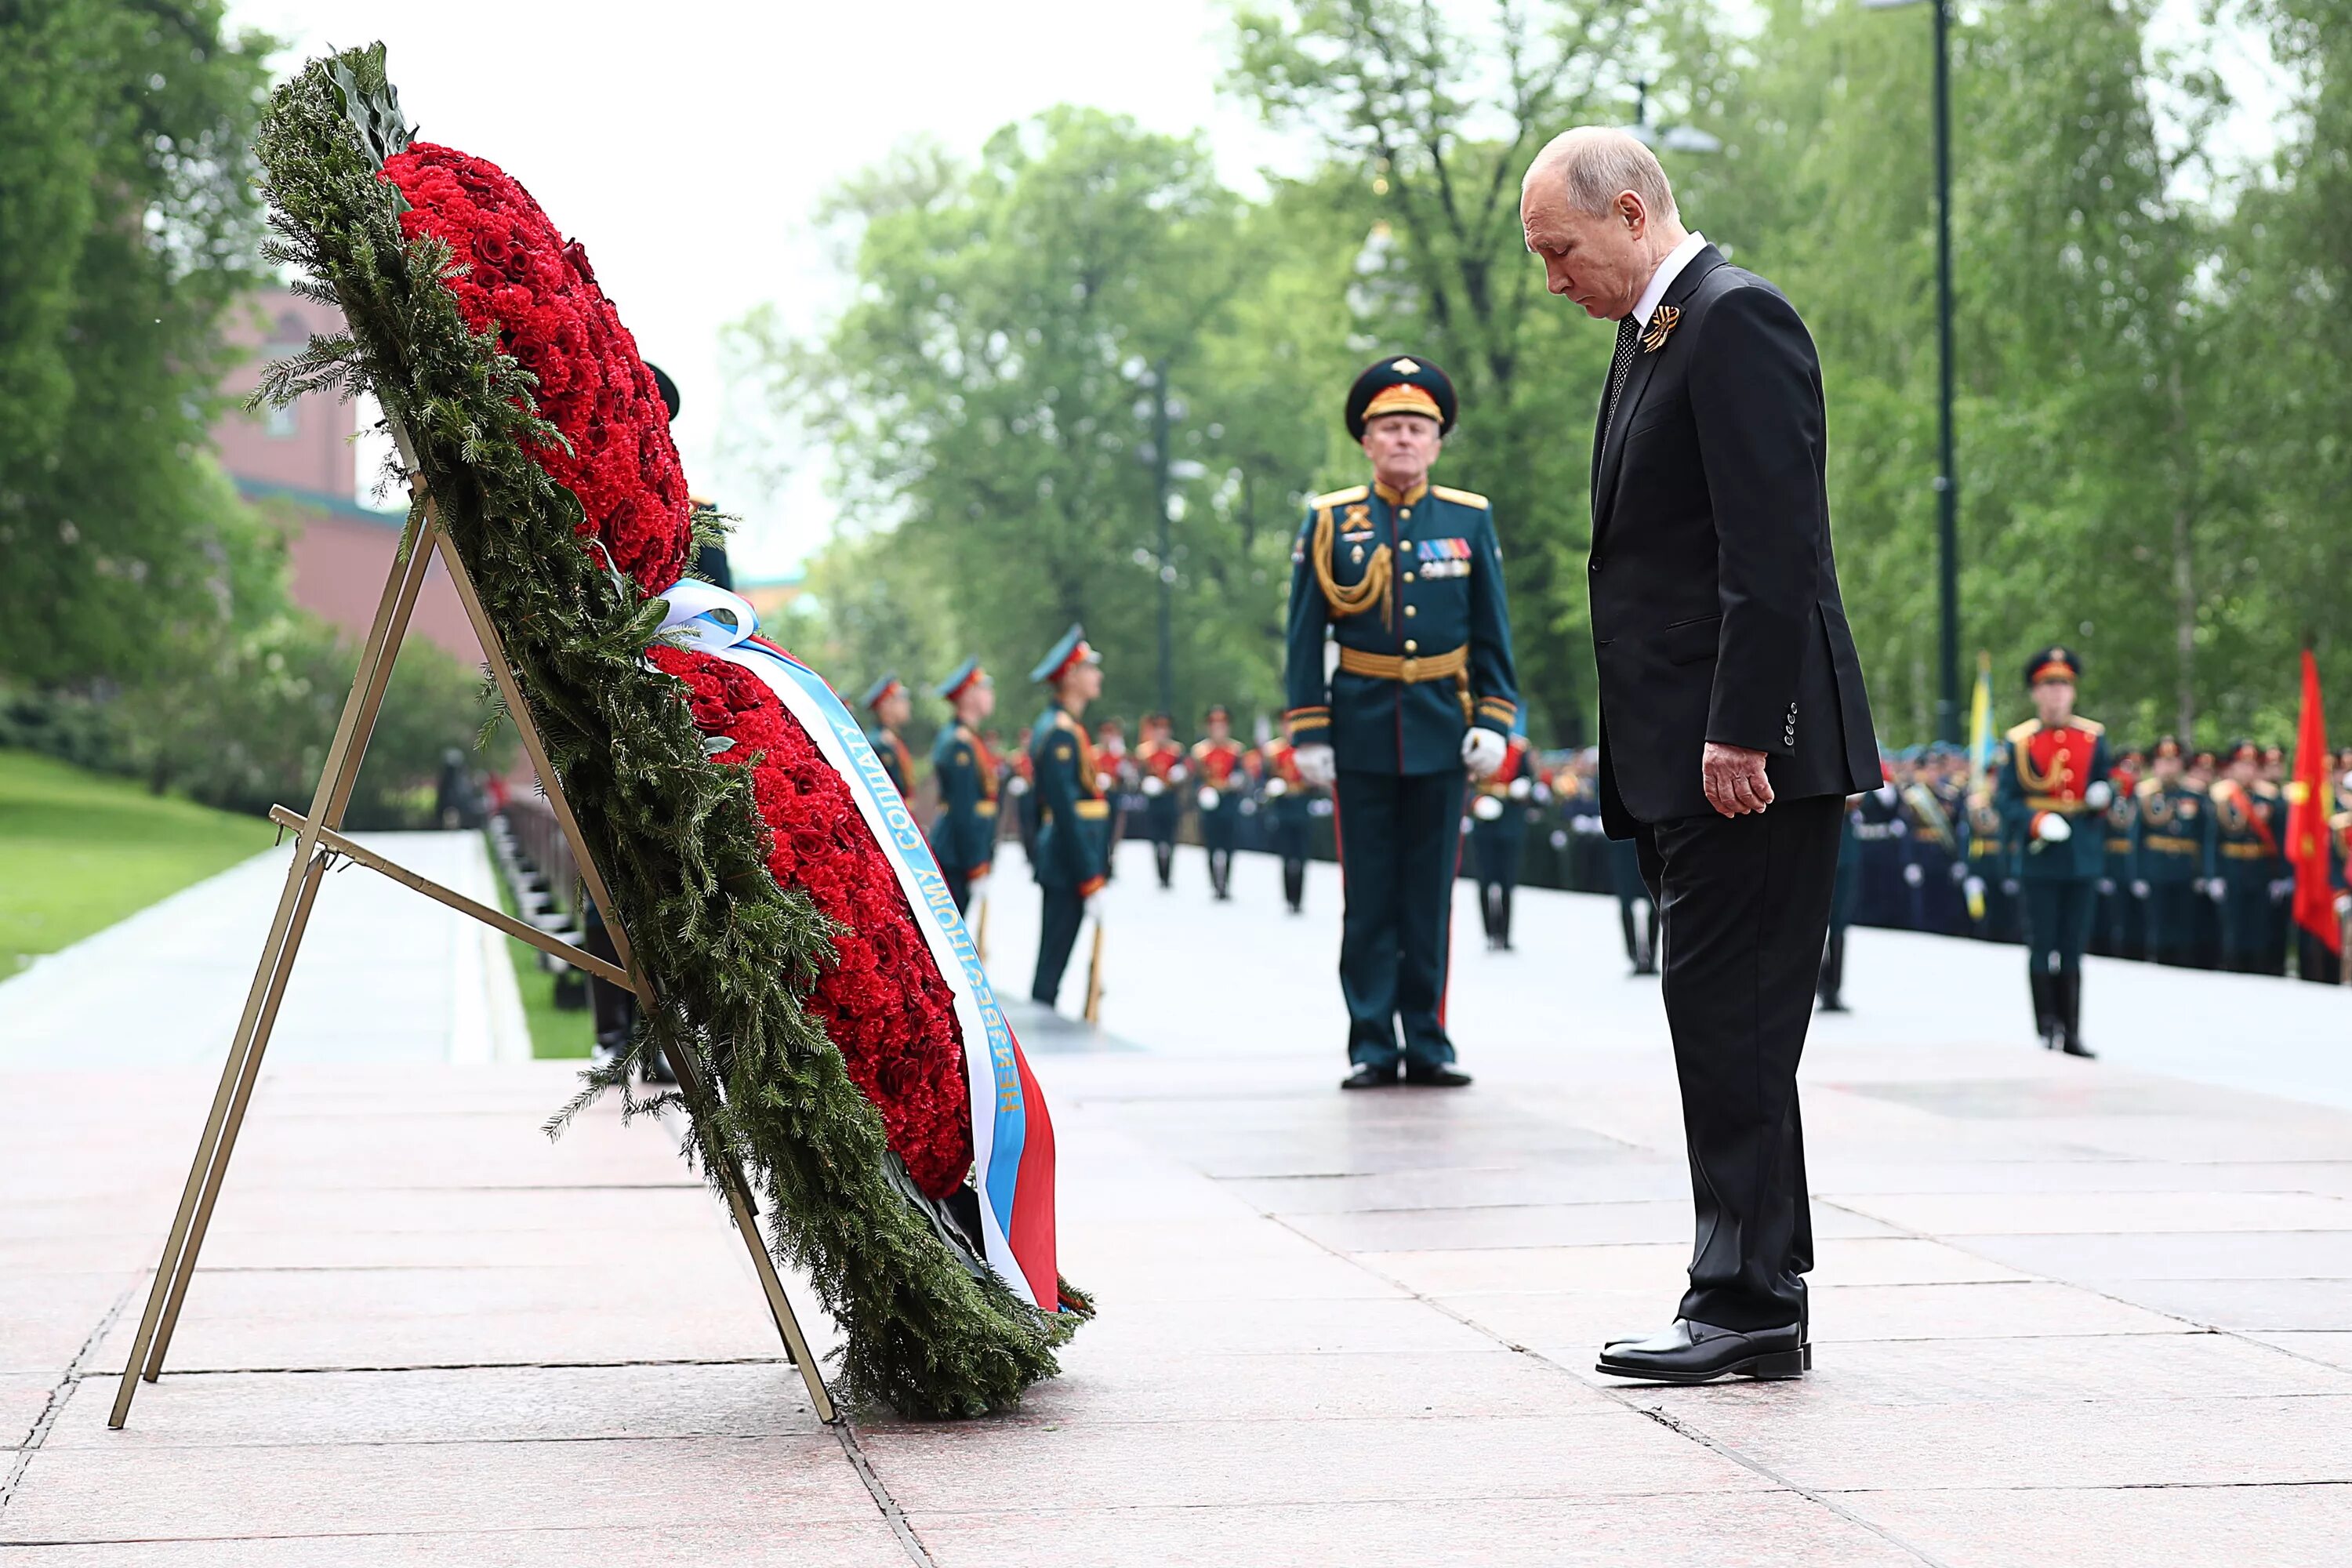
left=1525, top=127, right=1679, bottom=221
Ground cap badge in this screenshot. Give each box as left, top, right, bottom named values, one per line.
left=1390, top=358, right=1420, bottom=375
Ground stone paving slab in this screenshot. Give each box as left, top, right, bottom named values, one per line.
left=8, top=840, right=2352, bottom=1566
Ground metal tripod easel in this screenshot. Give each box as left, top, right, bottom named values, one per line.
left=107, top=462, right=836, bottom=1428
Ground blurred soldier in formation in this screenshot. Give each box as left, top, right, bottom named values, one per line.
left=2096, top=745, right=2144, bottom=958
left=1995, top=646, right=2111, bottom=1057
left=1260, top=732, right=1317, bottom=913
left=1283, top=355, right=1517, bottom=1090
left=1897, top=749, right=1966, bottom=935
left=1818, top=790, right=1864, bottom=1011
left=928, top=659, right=999, bottom=917
left=1959, top=775, right=2021, bottom=944
left=861, top=675, right=916, bottom=803
left=2212, top=741, right=2288, bottom=975
left=1132, top=713, right=1188, bottom=887
left=1191, top=705, right=1250, bottom=902
left=1849, top=768, right=1907, bottom=929
left=2259, top=743, right=2295, bottom=974
left=1007, top=724, right=1040, bottom=865
left=1468, top=722, right=1534, bottom=950
left=1025, top=626, right=1112, bottom=1010
left=1095, top=717, right=1133, bottom=883
left=2188, top=746, right=2225, bottom=966
left=2132, top=736, right=2216, bottom=967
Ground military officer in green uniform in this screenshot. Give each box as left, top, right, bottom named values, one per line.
left=1994, top=646, right=2112, bottom=1058
left=1026, top=626, right=1112, bottom=1009
left=861, top=674, right=916, bottom=803
left=2212, top=740, right=2287, bottom=974
left=2130, top=735, right=2216, bottom=967
left=929, top=658, right=1000, bottom=916
left=1284, top=355, right=1519, bottom=1090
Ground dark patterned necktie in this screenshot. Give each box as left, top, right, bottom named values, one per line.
left=1601, top=312, right=1642, bottom=456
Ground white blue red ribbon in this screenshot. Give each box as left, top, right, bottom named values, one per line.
left=653, top=579, right=1061, bottom=1310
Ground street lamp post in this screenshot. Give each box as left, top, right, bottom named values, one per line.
left=1151, top=358, right=1176, bottom=717
left=1868, top=0, right=1962, bottom=743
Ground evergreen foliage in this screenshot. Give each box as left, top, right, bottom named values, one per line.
left=250, top=45, right=1082, bottom=1417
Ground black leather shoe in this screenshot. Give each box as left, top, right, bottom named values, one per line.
left=1340, top=1063, right=1399, bottom=1091
left=1595, top=1319, right=1808, bottom=1384
left=1402, top=1063, right=1473, bottom=1088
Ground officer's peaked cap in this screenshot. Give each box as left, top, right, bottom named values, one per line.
left=2024, top=645, right=2081, bottom=688
left=1030, top=624, right=1101, bottom=685
left=1346, top=354, right=1457, bottom=439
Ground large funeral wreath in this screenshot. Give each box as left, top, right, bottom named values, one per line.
left=252, top=46, right=1083, bottom=1416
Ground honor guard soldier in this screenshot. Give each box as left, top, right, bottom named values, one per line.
left=1260, top=733, right=1316, bottom=913
left=2131, top=736, right=2216, bottom=967
left=861, top=675, right=916, bottom=803
left=1283, top=354, right=1520, bottom=1089
left=1026, top=626, right=1112, bottom=1009
left=929, top=659, right=999, bottom=916
left=1468, top=722, right=1534, bottom=950
left=1192, top=706, right=1250, bottom=901
left=2097, top=746, right=2144, bottom=958
left=2212, top=741, right=2288, bottom=974
left=1007, top=725, right=1040, bottom=863
left=1994, top=646, right=2112, bottom=1057
left=1133, top=713, right=1188, bottom=887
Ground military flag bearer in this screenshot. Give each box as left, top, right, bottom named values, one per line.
left=929, top=659, right=999, bottom=916
left=1284, top=354, right=1519, bottom=1089
left=861, top=675, right=916, bottom=804
left=1025, top=627, right=1112, bottom=1010
left=1994, top=646, right=2112, bottom=1058
left=1191, top=706, right=1250, bottom=901
left=1133, top=713, right=1188, bottom=887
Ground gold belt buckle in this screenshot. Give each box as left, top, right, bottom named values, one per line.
left=1399, top=655, right=1419, bottom=681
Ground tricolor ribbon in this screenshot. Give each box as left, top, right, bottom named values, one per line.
left=652, top=579, right=1062, bottom=1310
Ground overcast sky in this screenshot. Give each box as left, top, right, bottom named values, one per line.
left=226, top=0, right=2286, bottom=582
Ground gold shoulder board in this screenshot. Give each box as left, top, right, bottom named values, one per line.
left=2004, top=718, right=2040, bottom=743
left=2073, top=717, right=2106, bottom=736
left=1309, top=484, right=1370, bottom=510
left=1430, top=485, right=1490, bottom=510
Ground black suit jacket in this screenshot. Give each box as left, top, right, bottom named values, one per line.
left=1587, top=246, right=1878, bottom=837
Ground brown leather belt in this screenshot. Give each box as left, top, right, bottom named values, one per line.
left=1337, top=644, right=1472, bottom=722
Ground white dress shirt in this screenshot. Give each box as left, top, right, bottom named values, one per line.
left=1632, top=230, right=1709, bottom=327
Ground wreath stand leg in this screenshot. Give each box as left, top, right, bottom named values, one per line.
left=109, top=471, right=837, bottom=1429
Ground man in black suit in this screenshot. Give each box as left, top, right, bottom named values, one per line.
left=1521, top=128, right=1879, bottom=1383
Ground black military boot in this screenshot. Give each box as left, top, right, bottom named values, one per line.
left=2028, top=967, right=2057, bottom=1051
left=1497, top=887, right=1515, bottom=951
left=1283, top=862, right=1305, bottom=913
left=1817, top=928, right=1846, bottom=1012
left=2056, top=971, right=2094, bottom=1058
left=1155, top=843, right=1174, bottom=887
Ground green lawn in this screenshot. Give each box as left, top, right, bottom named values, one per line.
left=0, top=749, right=278, bottom=976
left=488, top=837, right=592, bottom=1058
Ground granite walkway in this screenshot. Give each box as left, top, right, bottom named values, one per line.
left=6, top=840, right=2352, bottom=1566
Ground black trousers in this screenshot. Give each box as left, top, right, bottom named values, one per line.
left=1335, top=768, right=1465, bottom=1069
left=1635, top=793, right=1842, bottom=1333
left=1032, top=886, right=1086, bottom=1006
left=943, top=866, right=973, bottom=916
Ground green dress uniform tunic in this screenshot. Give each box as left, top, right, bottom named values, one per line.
left=929, top=720, right=998, bottom=916
left=2212, top=773, right=2286, bottom=974
left=1027, top=704, right=1111, bottom=1006
left=1284, top=475, right=1518, bottom=1070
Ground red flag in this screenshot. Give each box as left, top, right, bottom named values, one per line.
left=2288, top=648, right=2339, bottom=954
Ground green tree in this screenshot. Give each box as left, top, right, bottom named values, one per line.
left=0, top=1, right=278, bottom=688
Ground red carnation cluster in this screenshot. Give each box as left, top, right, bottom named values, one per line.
left=650, top=645, right=974, bottom=1196
left=383, top=145, right=691, bottom=594
left=388, top=145, right=975, bottom=1199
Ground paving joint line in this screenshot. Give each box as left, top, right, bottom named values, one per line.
left=1258, top=1210, right=1958, bottom=1568
left=833, top=1418, right=937, bottom=1567
left=0, top=1282, right=137, bottom=1519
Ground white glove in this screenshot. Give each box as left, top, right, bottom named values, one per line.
left=1196, top=786, right=1221, bottom=811
left=1169, top=764, right=1189, bottom=783
left=1472, top=794, right=1505, bottom=822
left=2097, top=877, right=2115, bottom=896
left=1462, top=728, right=1508, bottom=779
left=2085, top=780, right=2114, bottom=810
left=1951, top=862, right=1969, bottom=884
left=966, top=872, right=989, bottom=906
left=2035, top=814, right=2072, bottom=844
left=2002, top=877, right=2021, bottom=896
left=1141, top=775, right=1164, bottom=797
left=1507, top=775, right=1532, bottom=800
left=2132, top=880, right=2151, bottom=898
left=1294, top=744, right=1336, bottom=788
left=1265, top=777, right=1289, bottom=798
left=2205, top=878, right=2227, bottom=902
left=1965, top=875, right=1987, bottom=902
left=1903, top=862, right=1924, bottom=887
left=1007, top=775, right=1029, bottom=796
left=1083, top=892, right=1103, bottom=925
left=1874, top=783, right=1898, bottom=806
